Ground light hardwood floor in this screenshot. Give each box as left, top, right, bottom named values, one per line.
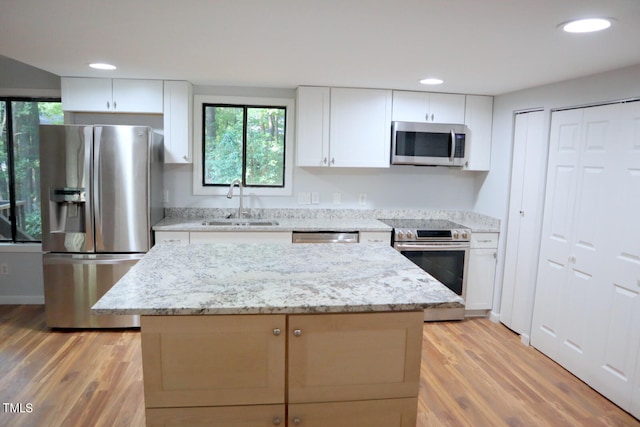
left=0, top=305, right=638, bottom=426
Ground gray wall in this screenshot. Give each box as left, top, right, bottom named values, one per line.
left=0, top=56, right=60, bottom=304
left=477, top=63, right=640, bottom=325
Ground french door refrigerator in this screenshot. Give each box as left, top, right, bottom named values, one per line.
left=39, top=124, right=163, bottom=328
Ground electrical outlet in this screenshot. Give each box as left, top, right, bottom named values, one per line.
left=298, top=192, right=311, bottom=205
left=332, top=193, right=341, bottom=205
left=311, top=192, right=320, bottom=204
left=358, top=193, right=367, bottom=205
left=0, top=264, right=8, bottom=275
left=163, top=190, right=169, bottom=204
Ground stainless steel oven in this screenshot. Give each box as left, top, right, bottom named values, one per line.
left=380, top=219, right=470, bottom=321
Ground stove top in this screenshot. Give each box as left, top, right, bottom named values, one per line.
left=378, top=218, right=470, bottom=242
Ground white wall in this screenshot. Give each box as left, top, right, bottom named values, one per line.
left=478, top=63, right=640, bottom=325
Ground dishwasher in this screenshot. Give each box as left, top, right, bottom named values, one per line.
left=292, top=231, right=359, bottom=243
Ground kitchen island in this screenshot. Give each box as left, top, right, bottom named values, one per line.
left=93, top=242, right=463, bottom=426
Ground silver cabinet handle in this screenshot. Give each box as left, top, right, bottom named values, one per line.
left=292, top=417, right=301, bottom=425
left=106, top=101, right=110, bottom=110
left=331, top=158, right=335, bottom=165
left=293, top=329, right=302, bottom=337
left=113, top=101, right=117, bottom=110
left=272, top=328, right=281, bottom=336
left=272, top=417, right=282, bottom=425
left=323, top=157, right=328, bottom=165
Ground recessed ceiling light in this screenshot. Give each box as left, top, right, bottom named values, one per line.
left=562, top=18, right=612, bottom=33
left=420, top=78, right=443, bottom=85
left=89, top=63, right=117, bottom=70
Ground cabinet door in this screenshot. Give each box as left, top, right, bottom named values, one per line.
left=112, top=79, right=163, bottom=113
left=391, top=91, right=429, bottom=122
left=429, top=92, right=466, bottom=123
left=163, top=80, right=193, bottom=163
left=61, top=77, right=113, bottom=112
left=146, top=405, right=286, bottom=427
left=141, top=315, right=286, bottom=408
left=329, top=88, right=392, bottom=167
left=392, top=91, right=465, bottom=123
left=288, top=311, right=423, bottom=403
left=464, top=95, right=494, bottom=171
left=288, top=398, right=418, bottom=427
left=359, top=231, right=391, bottom=244
left=296, top=86, right=330, bottom=166
left=465, top=248, right=497, bottom=310
left=189, top=231, right=292, bottom=243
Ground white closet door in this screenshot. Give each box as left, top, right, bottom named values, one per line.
left=531, top=108, right=583, bottom=362
left=500, top=110, right=545, bottom=336
left=588, top=101, right=640, bottom=409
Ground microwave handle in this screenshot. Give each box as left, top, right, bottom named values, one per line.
left=450, top=129, right=456, bottom=163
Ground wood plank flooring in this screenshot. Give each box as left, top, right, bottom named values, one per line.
left=0, top=305, right=638, bottom=426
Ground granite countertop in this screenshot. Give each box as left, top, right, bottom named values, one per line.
left=153, top=217, right=393, bottom=233
left=92, top=242, right=464, bottom=316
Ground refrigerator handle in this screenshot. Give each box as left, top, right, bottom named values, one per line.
left=93, top=127, right=104, bottom=251
left=83, top=126, right=96, bottom=252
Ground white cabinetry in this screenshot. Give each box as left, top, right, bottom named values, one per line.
left=155, top=231, right=190, bottom=244
left=296, top=86, right=330, bottom=167
left=391, top=91, right=465, bottom=124
left=463, top=95, right=494, bottom=171
left=465, top=233, right=498, bottom=312
left=296, top=87, right=392, bottom=168
left=531, top=101, right=640, bottom=418
left=61, top=77, right=163, bottom=113
left=163, top=81, right=193, bottom=163
left=190, top=231, right=292, bottom=243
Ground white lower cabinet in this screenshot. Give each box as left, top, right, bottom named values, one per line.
left=154, top=231, right=190, bottom=244
left=359, top=231, right=391, bottom=244
left=465, top=233, right=498, bottom=312
left=141, top=312, right=423, bottom=426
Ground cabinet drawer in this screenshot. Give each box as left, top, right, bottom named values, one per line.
left=359, top=231, right=391, bottom=244
left=190, top=231, right=292, bottom=243
left=288, top=398, right=417, bottom=427
left=154, top=231, right=189, bottom=244
left=146, top=404, right=285, bottom=427
left=471, top=232, right=499, bottom=249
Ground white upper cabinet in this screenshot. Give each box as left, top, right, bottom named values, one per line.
left=296, top=86, right=330, bottom=167
left=296, top=86, right=392, bottom=168
left=391, top=91, right=465, bottom=124
left=61, top=77, right=164, bottom=113
left=163, top=80, right=193, bottom=164
left=463, top=95, right=494, bottom=171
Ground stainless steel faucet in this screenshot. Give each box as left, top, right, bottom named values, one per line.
left=226, top=179, right=245, bottom=219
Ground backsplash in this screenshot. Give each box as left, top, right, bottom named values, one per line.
left=163, top=208, right=500, bottom=232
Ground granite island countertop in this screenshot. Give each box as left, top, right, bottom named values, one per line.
left=92, top=242, right=464, bottom=316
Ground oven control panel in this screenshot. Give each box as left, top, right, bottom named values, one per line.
left=394, top=228, right=470, bottom=242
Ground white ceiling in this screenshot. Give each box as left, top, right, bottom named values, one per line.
left=1, top=0, right=639, bottom=96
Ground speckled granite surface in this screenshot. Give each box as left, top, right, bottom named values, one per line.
left=157, top=208, right=500, bottom=233
left=92, top=242, right=464, bottom=315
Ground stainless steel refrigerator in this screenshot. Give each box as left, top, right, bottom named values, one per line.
left=39, top=124, right=163, bottom=328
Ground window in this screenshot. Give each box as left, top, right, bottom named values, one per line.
left=0, top=98, right=63, bottom=242
left=202, top=104, right=286, bottom=188
left=193, top=95, right=294, bottom=197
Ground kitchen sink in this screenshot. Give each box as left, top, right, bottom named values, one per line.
left=201, top=219, right=280, bottom=227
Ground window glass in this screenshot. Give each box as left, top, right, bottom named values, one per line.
left=0, top=99, right=62, bottom=242
left=203, top=104, right=286, bottom=187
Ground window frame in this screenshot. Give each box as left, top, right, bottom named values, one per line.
left=0, top=96, right=62, bottom=244
left=193, top=94, right=294, bottom=197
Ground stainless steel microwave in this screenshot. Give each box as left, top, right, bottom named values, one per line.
left=391, top=121, right=470, bottom=167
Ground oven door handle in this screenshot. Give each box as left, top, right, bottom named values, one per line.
left=395, top=242, right=470, bottom=251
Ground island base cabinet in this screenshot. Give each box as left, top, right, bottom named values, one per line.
left=146, top=405, right=285, bottom=427
left=288, top=398, right=418, bottom=427
left=141, top=315, right=286, bottom=408
left=288, top=311, right=423, bottom=403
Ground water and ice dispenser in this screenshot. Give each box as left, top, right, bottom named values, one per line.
left=48, top=187, right=86, bottom=233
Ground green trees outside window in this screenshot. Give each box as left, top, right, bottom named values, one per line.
left=203, top=104, right=286, bottom=187
left=0, top=99, right=62, bottom=242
